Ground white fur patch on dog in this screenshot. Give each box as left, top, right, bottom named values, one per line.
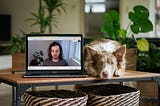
left=90, top=41, right=119, bottom=52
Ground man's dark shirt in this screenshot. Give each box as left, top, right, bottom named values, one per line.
left=43, top=58, right=68, bottom=66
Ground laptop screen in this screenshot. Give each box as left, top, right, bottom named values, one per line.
left=26, top=34, right=83, bottom=75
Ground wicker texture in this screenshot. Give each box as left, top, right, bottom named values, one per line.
left=77, top=84, right=140, bottom=106
left=23, top=90, right=88, bottom=106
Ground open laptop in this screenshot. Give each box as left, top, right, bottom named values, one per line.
left=24, top=34, right=87, bottom=78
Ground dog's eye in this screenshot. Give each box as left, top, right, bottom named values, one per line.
left=107, top=59, right=113, bottom=65
left=99, top=61, right=103, bottom=65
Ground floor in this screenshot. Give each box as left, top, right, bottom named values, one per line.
left=140, top=97, right=158, bottom=106
left=0, top=83, right=12, bottom=106
left=0, top=83, right=75, bottom=106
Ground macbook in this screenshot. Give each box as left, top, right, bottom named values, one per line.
left=24, top=34, right=87, bottom=78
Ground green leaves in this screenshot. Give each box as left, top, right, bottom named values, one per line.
left=43, top=0, right=66, bottom=33
left=128, top=5, right=153, bottom=52
left=128, top=5, right=153, bottom=34
left=119, top=29, right=127, bottom=40
left=26, top=0, right=66, bottom=33
left=43, top=0, right=66, bottom=14
left=26, top=7, right=51, bottom=33
left=101, top=10, right=121, bottom=40
left=10, top=32, right=26, bottom=53
left=137, top=43, right=160, bottom=72
left=100, top=5, right=153, bottom=52
left=101, top=10, right=127, bottom=45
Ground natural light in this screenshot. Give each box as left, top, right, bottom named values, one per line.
left=75, top=42, right=81, bottom=61
left=85, top=0, right=106, bottom=13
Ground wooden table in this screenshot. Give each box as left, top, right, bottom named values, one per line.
left=0, top=70, right=160, bottom=106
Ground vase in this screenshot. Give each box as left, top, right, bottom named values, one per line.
left=12, top=53, right=25, bottom=71
left=125, top=48, right=137, bottom=70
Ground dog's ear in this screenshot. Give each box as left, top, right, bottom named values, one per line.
left=86, top=46, right=97, bottom=56
left=114, top=45, right=126, bottom=61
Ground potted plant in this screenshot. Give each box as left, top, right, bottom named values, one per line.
left=100, top=5, right=153, bottom=70
left=25, top=0, right=66, bottom=33
left=101, top=5, right=153, bottom=51
left=137, top=43, right=160, bottom=73
left=100, top=5, right=160, bottom=102
left=10, top=31, right=26, bottom=71
left=11, top=0, right=66, bottom=71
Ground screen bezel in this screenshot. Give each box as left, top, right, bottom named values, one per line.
left=25, top=34, right=84, bottom=75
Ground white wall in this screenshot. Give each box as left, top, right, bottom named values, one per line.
left=0, top=55, right=11, bottom=69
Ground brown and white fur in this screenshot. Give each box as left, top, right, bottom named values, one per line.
left=84, top=38, right=126, bottom=79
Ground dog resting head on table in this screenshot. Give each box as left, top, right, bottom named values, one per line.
left=84, top=38, right=126, bottom=79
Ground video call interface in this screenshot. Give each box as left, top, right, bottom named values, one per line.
left=27, top=36, right=82, bottom=71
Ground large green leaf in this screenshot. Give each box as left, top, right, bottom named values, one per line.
left=128, top=5, right=153, bottom=34
left=133, top=5, right=149, bottom=18
left=130, top=20, right=153, bottom=34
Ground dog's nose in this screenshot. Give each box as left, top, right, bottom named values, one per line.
left=102, top=72, right=108, bottom=78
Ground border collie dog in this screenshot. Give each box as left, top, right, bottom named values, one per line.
left=84, top=38, right=126, bottom=79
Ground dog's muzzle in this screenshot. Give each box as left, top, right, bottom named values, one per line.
left=101, top=71, right=112, bottom=79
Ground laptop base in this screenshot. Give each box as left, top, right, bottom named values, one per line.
left=23, top=74, right=88, bottom=78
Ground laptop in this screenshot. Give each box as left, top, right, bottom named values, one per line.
left=24, top=34, right=88, bottom=78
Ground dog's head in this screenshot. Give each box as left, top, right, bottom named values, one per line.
left=86, top=45, right=126, bottom=79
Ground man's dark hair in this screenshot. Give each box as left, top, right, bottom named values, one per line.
left=48, top=41, right=63, bottom=60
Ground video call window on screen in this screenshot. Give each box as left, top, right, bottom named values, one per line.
left=27, top=36, right=82, bottom=70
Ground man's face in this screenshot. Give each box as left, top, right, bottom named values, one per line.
left=51, top=45, right=60, bottom=60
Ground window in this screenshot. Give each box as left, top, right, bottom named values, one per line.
left=75, top=42, right=81, bottom=61
left=85, top=0, right=106, bottom=13
left=84, top=0, right=119, bottom=37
